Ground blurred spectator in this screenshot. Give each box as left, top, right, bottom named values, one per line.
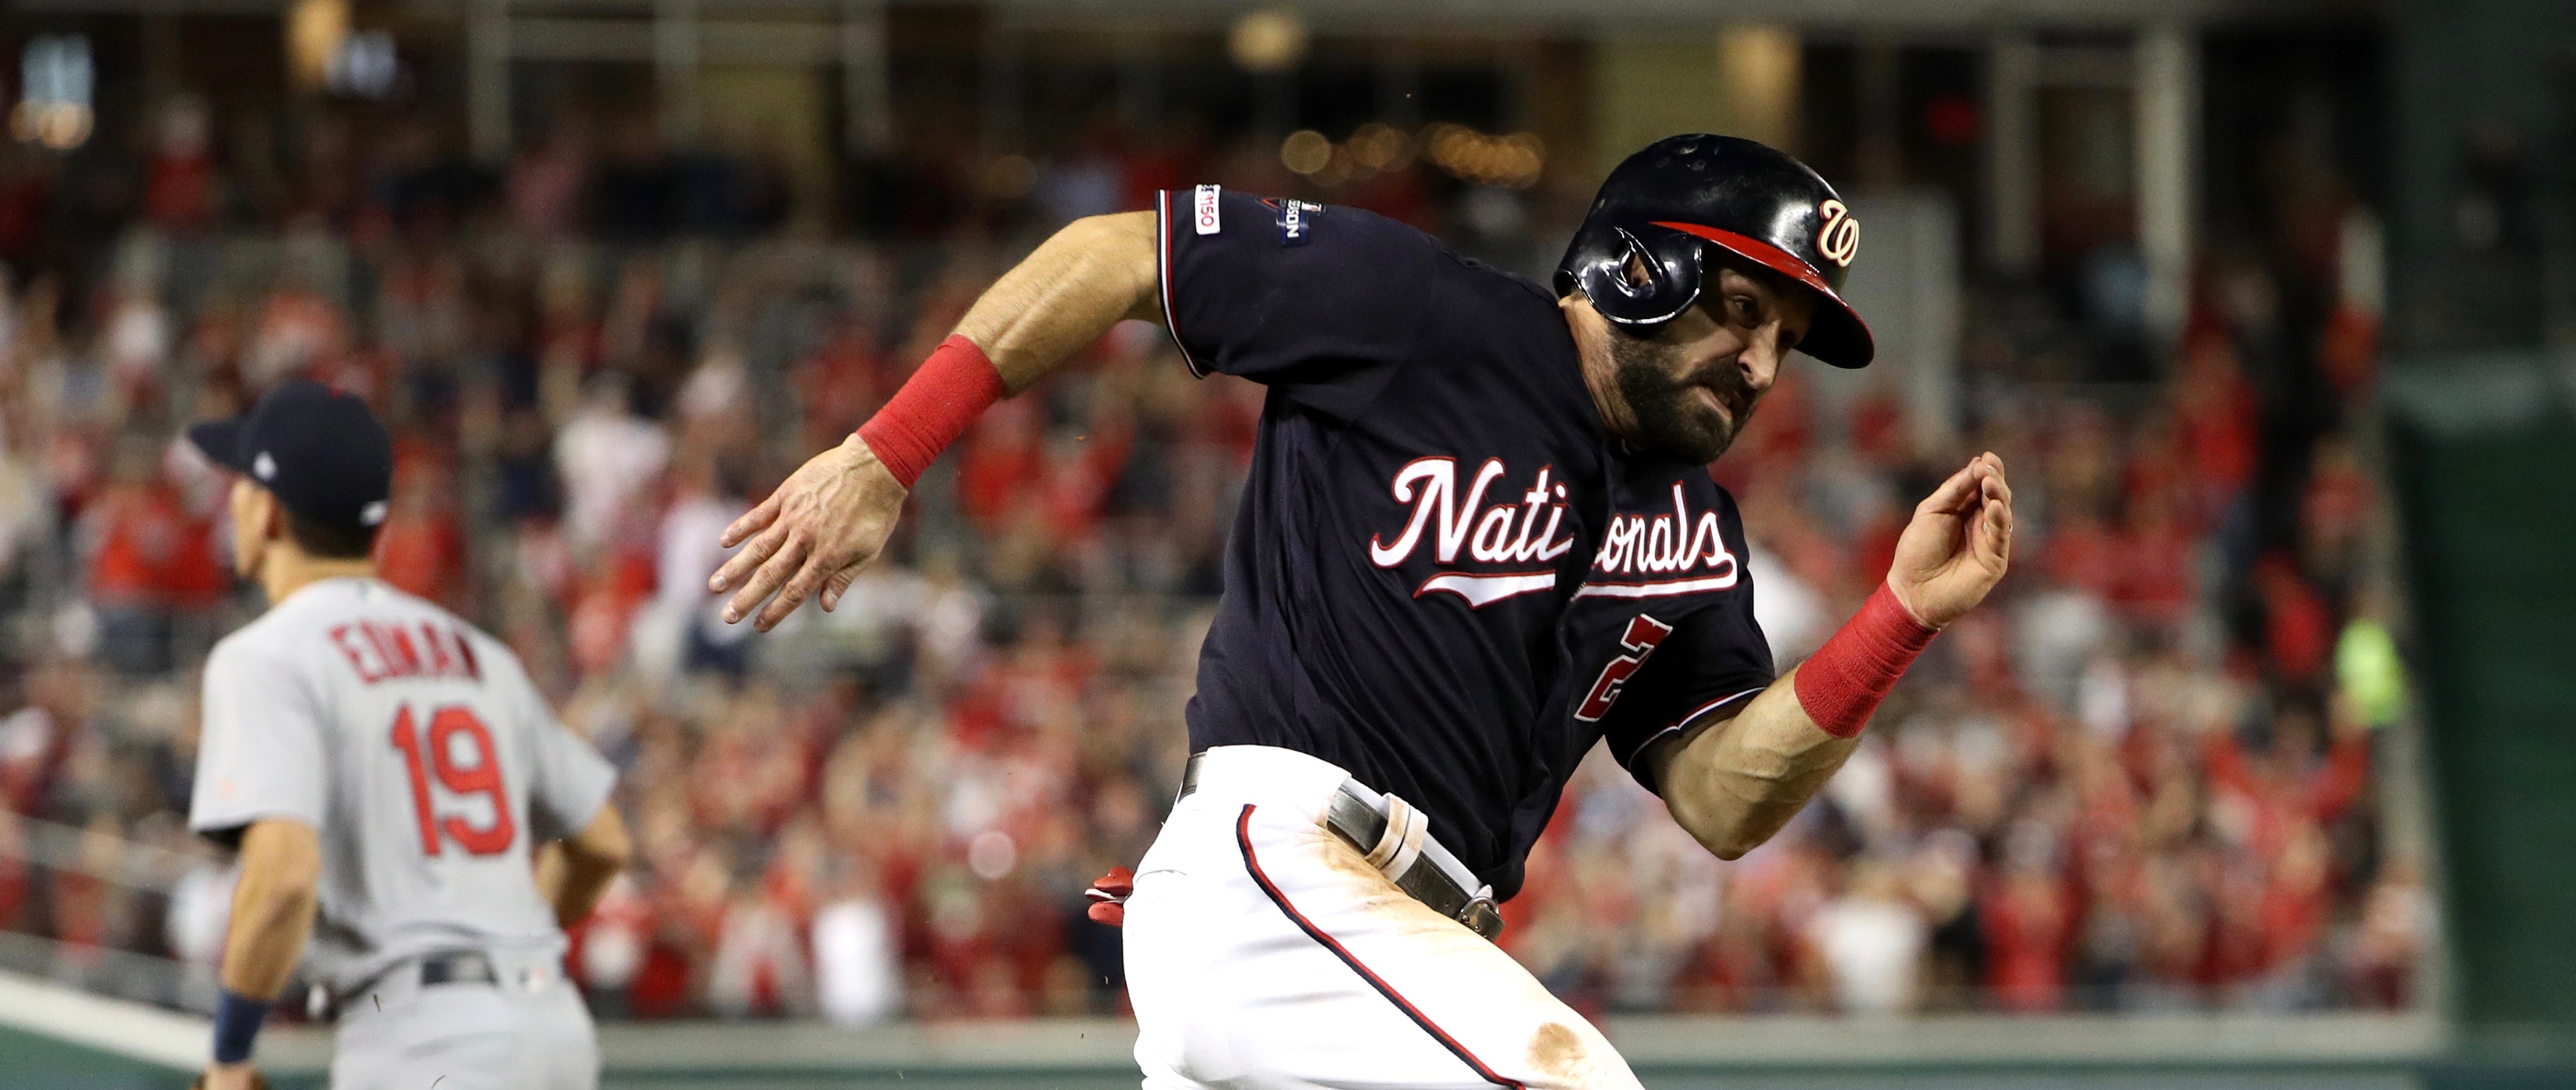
left=374, top=452, right=469, bottom=610
left=555, top=372, right=671, bottom=552
left=1746, top=544, right=1830, bottom=664
left=812, top=866, right=904, bottom=1027
left=165, top=853, right=233, bottom=1000
left=796, top=316, right=889, bottom=449
left=1807, top=858, right=1928, bottom=1015
left=243, top=273, right=347, bottom=390
left=2335, top=588, right=2409, bottom=732
left=77, top=439, right=224, bottom=676
left=512, top=125, right=593, bottom=242
left=143, top=98, right=219, bottom=235
left=638, top=454, right=749, bottom=682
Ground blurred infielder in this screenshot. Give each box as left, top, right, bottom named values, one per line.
left=184, top=380, right=632, bottom=1090
left=717, top=135, right=2015, bottom=1088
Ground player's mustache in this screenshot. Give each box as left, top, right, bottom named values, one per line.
left=1678, top=357, right=1758, bottom=424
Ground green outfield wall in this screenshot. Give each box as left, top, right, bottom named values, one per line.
left=2384, top=358, right=2576, bottom=1045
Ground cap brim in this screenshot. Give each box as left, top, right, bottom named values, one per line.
left=1648, top=220, right=1877, bottom=368
left=186, top=417, right=254, bottom=475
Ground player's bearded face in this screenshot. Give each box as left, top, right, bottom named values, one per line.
left=1609, top=330, right=1758, bottom=464
left=1606, top=263, right=1810, bottom=464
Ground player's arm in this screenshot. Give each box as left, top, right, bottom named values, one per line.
left=960, top=210, right=1166, bottom=392
left=1645, top=454, right=2013, bottom=859
left=199, top=818, right=321, bottom=1090
left=1639, top=687, right=1856, bottom=859
left=710, top=211, right=1161, bottom=630
left=533, top=802, right=631, bottom=928
left=219, top=819, right=323, bottom=997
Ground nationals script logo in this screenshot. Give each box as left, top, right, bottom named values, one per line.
left=1369, top=457, right=1576, bottom=608
left=1575, top=482, right=1740, bottom=600
left=1366, top=459, right=1745, bottom=608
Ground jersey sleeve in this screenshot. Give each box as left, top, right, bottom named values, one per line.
left=1155, top=185, right=1438, bottom=421
left=1595, top=495, right=1778, bottom=792
left=503, top=654, right=616, bottom=842
left=190, top=639, right=329, bottom=839
left=1596, top=599, right=1778, bottom=792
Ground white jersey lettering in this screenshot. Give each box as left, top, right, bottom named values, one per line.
left=1369, top=458, right=1575, bottom=570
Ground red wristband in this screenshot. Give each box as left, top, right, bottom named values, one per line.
left=1793, top=583, right=1939, bottom=738
left=857, top=335, right=1005, bottom=489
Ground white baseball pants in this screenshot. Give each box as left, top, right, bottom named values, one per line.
left=326, top=951, right=597, bottom=1090
left=1123, top=746, right=1642, bottom=1090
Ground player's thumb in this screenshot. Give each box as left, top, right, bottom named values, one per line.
left=1916, top=462, right=1978, bottom=516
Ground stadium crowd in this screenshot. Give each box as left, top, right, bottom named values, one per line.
left=0, top=104, right=2425, bottom=1022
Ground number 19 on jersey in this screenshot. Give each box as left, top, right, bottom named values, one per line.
left=389, top=705, right=517, bottom=856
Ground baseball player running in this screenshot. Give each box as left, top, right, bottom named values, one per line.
left=184, top=380, right=632, bottom=1090
left=714, top=135, right=2013, bottom=1089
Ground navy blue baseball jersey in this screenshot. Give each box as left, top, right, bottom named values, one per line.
left=1156, top=185, right=1776, bottom=900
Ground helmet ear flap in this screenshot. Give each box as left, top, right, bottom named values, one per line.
left=1574, top=226, right=1703, bottom=329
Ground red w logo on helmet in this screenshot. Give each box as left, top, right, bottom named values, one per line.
left=1817, top=200, right=1860, bottom=268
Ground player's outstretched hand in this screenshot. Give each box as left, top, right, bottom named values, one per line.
left=709, top=433, right=908, bottom=631
left=1886, top=451, right=2013, bottom=629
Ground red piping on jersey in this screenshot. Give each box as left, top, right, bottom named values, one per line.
left=1619, top=686, right=1766, bottom=776
left=1235, top=804, right=1527, bottom=1090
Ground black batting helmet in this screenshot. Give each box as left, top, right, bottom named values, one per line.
left=1556, top=134, right=1874, bottom=368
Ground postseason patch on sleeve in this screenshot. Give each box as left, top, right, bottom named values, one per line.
left=1272, top=199, right=1323, bottom=246
left=1193, top=184, right=1223, bottom=234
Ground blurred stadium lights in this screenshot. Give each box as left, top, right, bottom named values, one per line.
left=326, top=31, right=400, bottom=99
left=1350, top=123, right=1413, bottom=171
left=1279, top=123, right=1539, bottom=189
left=1227, top=8, right=1308, bottom=73
left=1714, top=23, right=1799, bottom=152
left=284, top=0, right=349, bottom=91
left=1424, top=124, right=1544, bottom=189
left=1279, top=129, right=1331, bottom=174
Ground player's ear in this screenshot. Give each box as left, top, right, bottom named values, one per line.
left=1622, top=249, right=1654, bottom=290
left=258, top=486, right=288, bottom=544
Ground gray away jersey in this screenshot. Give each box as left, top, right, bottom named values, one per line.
left=190, top=578, right=616, bottom=991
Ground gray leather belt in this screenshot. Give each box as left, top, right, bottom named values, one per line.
left=1180, top=752, right=1504, bottom=941
left=322, top=950, right=498, bottom=1019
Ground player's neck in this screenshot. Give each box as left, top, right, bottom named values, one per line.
left=1560, top=298, right=1638, bottom=440
left=258, top=546, right=378, bottom=608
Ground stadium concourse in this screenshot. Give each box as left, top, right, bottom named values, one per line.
left=0, top=108, right=2422, bottom=1027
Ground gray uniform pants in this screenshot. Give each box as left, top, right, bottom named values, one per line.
left=328, top=956, right=598, bottom=1090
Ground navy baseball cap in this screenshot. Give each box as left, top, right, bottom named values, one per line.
left=187, top=380, right=393, bottom=533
